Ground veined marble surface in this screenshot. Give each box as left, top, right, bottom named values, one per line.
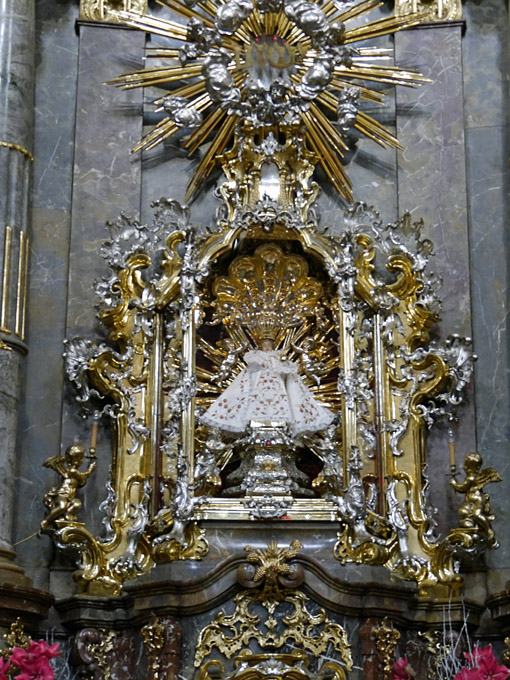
left=15, top=0, right=79, bottom=589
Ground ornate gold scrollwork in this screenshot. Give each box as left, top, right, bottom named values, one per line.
left=79, top=0, right=147, bottom=23
left=374, top=618, right=400, bottom=679
left=43, top=180, right=499, bottom=594
left=395, top=0, right=461, bottom=23
left=503, top=638, right=510, bottom=667
left=142, top=617, right=166, bottom=680
left=86, top=630, right=118, bottom=680
left=1, top=618, right=31, bottom=657
left=200, top=651, right=347, bottom=680
left=195, top=542, right=352, bottom=677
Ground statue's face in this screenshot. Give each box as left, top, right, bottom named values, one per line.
left=260, top=338, right=274, bottom=351
left=67, top=445, right=84, bottom=466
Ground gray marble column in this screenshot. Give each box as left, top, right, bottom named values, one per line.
left=0, top=0, right=35, bottom=583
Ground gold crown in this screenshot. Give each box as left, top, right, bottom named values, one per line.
left=212, top=244, right=323, bottom=343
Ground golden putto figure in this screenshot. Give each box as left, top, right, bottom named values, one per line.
left=41, top=444, right=96, bottom=529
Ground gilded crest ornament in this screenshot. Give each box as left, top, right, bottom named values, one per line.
left=80, top=0, right=148, bottom=23
left=395, top=0, right=461, bottom=22
left=194, top=541, right=353, bottom=675
left=374, top=618, right=401, bottom=679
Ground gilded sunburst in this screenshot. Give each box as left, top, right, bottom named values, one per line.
left=110, top=0, right=427, bottom=199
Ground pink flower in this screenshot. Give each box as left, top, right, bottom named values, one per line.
left=462, top=645, right=509, bottom=680
left=29, top=641, right=60, bottom=661
left=11, top=641, right=59, bottom=680
left=0, top=658, right=10, bottom=680
left=455, top=667, right=483, bottom=680
left=465, top=646, right=496, bottom=668
left=393, top=656, right=415, bottom=679
left=15, top=656, right=55, bottom=680
left=11, top=640, right=60, bottom=668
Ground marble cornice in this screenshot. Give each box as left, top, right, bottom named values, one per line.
left=75, top=19, right=142, bottom=33
left=485, top=589, right=510, bottom=634
left=0, top=582, right=54, bottom=630
left=56, top=593, right=135, bottom=632
left=399, top=19, right=466, bottom=32
left=55, top=553, right=485, bottom=631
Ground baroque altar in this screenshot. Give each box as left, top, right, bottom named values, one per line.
left=34, top=0, right=505, bottom=676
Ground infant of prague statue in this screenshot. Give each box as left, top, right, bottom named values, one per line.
left=201, top=337, right=334, bottom=436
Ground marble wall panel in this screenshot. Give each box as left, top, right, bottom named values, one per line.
left=461, top=0, right=510, bottom=592
left=14, top=0, right=79, bottom=590
left=462, top=0, right=509, bottom=129
left=394, top=26, right=476, bottom=529
left=65, top=26, right=144, bottom=339
left=395, top=25, right=471, bottom=337
left=465, top=123, right=510, bottom=586
left=62, top=26, right=145, bottom=537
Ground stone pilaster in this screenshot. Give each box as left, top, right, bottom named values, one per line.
left=394, top=23, right=476, bottom=531
left=0, top=0, right=35, bottom=583
left=61, top=25, right=144, bottom=535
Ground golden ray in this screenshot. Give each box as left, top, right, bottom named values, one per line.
left=333, top=64, right=429, bottom=87
left=146, top=48, right=181, bottom=59
left=243, top=9, right=262, bottom=34
left=186, top=115, right=238, bottom=199
left=285, top=23, right=309, bottom=44
left=116, top=11, right=188, bottom=39
left=304, top=112, right=352, bottom=199
left=156, top=0, right=216, bottom=26
left=134, top=120, right=179, bottom=152
left=309, top=102, right=349, bottom=154
left=333, top=0, right=382, bottom=22
left=276, top=10, right=294, bottom=38
left=109, top=64, right=203, bottom=89
left=343, top=14, right=423, bottom=43
left=355, top=111, right=403, bottom=148
left=193, top=0, right=218, bottom=17
left=196, top=367, right=220, bottom=381
left=358, top=46, right=393, bottom=56
left=185, top=107, right=227, bottom=154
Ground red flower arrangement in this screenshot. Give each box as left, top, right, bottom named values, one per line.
left=1, top=640, right=60, bottom=680
left=457, top=645, right=510, bottom=680
left=392, top=645, right=509, bottom=680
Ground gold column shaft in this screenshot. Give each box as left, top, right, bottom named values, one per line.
left=340, top=307, right=356, bottom=480
left=1, top=226, right=12, bottom=332
left=0, top=226, right=30, bottom=344
left=149, top=313, right=164, bottom=514
left=182, top=308, right=196, bottom=481
left=373, top=313, right=389, bottom=513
